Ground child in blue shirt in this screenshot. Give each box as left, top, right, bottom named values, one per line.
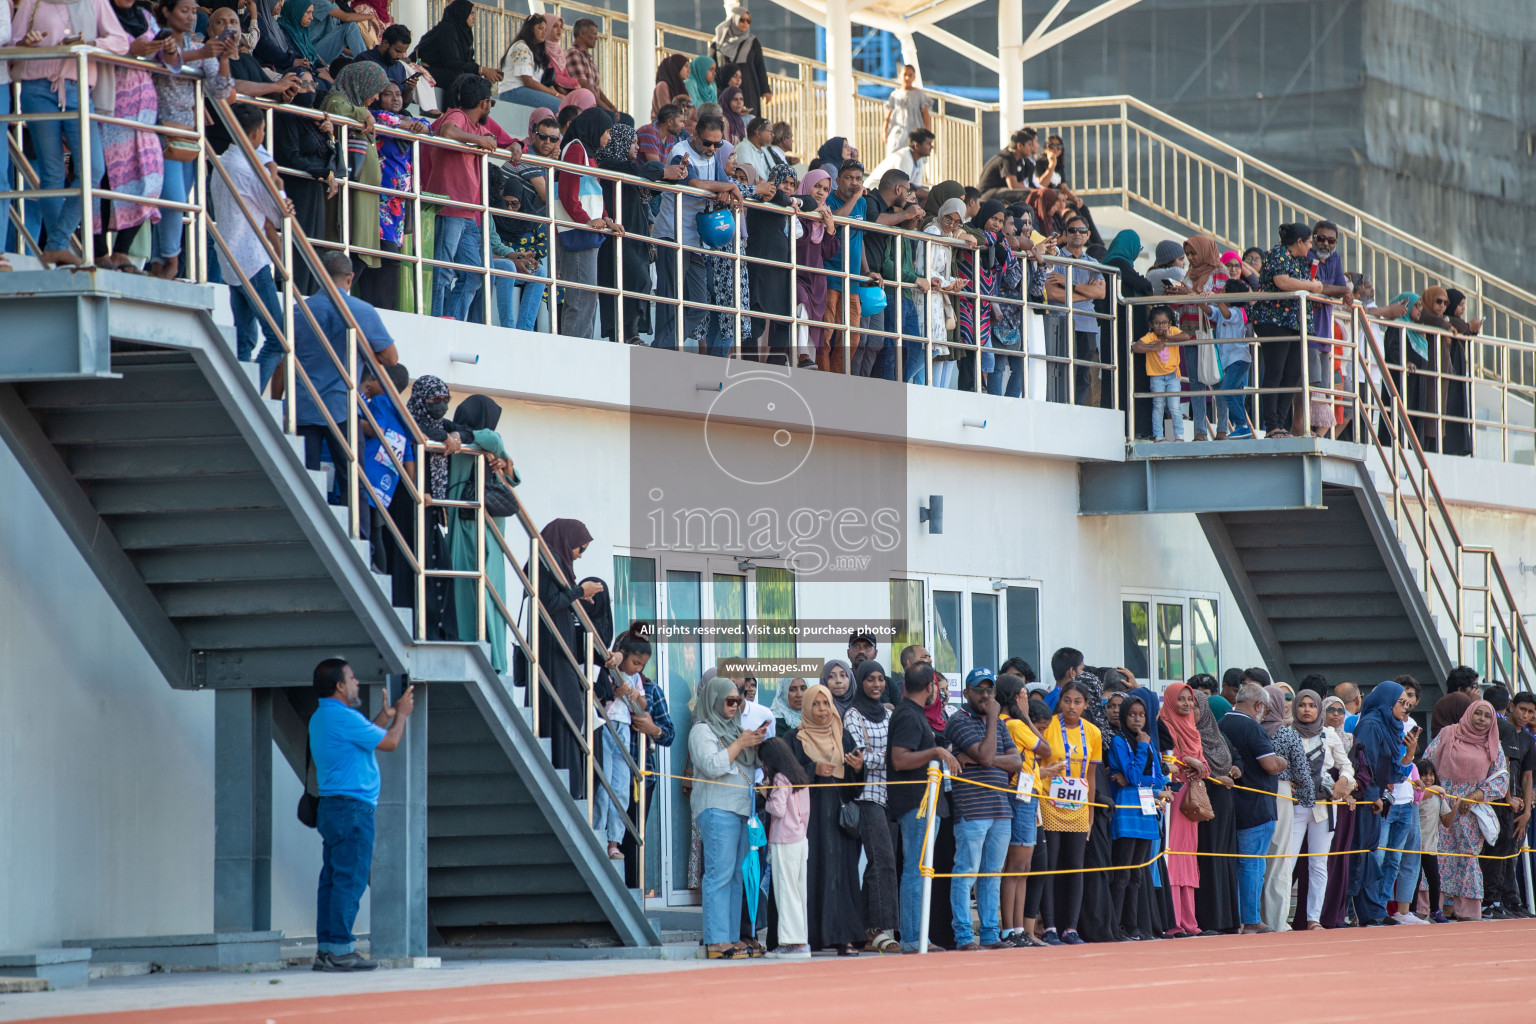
left=1208, top=278, right=1256, bottom=438
left=1106, top=692, right=1168, bottom=939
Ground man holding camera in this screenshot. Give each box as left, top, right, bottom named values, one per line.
left=857, top=168, right=926, bottom=379
left=309, top=659, right=415, bottom=971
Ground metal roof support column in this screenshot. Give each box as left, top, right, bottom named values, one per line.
left=629, top=0, right=656, bottom=132
left=997, top=0, right=1024, bottom=150
left=825, top=0, right=855, bottom=142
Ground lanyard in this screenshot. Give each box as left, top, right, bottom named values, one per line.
left=1059, top=718, right=1087, bottom=776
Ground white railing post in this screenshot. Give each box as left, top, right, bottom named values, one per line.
left=917, top=759, right=941, bottom=954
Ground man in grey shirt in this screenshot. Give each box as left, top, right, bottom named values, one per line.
left=652, top=115, right=744, bottom=351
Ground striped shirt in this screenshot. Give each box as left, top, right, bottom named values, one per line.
left=944, top=706, right=1016, bottom=821
left=845, top=707, right=891, bottom=806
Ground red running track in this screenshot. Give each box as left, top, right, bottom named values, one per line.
left=20, top=922, right=1536, bottom=1024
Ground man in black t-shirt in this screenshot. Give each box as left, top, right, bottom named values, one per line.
left=1487, top=686, right=1535, bottom=916
left=1220, top=682, right=1288, bottom=932
left=889, top=662, right=961, bottom=951
left=978, top=128, right=1039, bottom=203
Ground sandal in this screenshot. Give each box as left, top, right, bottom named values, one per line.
left=743, top=938, right=766, bottom=958
left=871, top=931, right=900, bottom=954
left=1267, top=429, right=1292, bottom=439
left=1306, top=921, right=1325, bottom=931
left=706, top=945, right=750, bottom=960
left=834, top=943, right=860, bottom=957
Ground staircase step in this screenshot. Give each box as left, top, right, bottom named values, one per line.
left=18, top=363, right=213, bottom=407
left=427, top=864, right=591, bottom=899
left=428, top=773, right=539, bottom=806
left=1270, top=617, right=1419, bottom=643
left=1225, top=522, right=1373, bottom=549
left=154, top=579, right=354, bottom=618
left=427, top=803, right=560, bottom=838
left=176, top=611, right=376, bottom=648
left=109, top=509, right=309, bottom=548
left=86, top=477, right=283, bottom=516
left=1238, top=545, right=1384, bottom=573
left=132, top=542, right=328, bottom=584
left=1283, top=640, right=1432, bottom=666
left=430, top=743, right=531, bottom=775
left=1263, top=594, right=1408, bottom=619
left=427, top=893, right=608, bottom=928
left=425, top=833, right=572, bottom=868
left=1248, top=570, right=1396, bottom=596
left=36, top=402, right=240, bottom=443
left=63, top=438, right=265, bottom=480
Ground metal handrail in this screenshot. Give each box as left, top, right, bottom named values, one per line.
left=2, top=47, right=652, bottom=886
left=1023, top=96, right=1536, bottom=346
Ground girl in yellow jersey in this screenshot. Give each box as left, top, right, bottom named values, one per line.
left=1039, top=681, right=1102, bottom=944
left=995, top=674, right=1057, bottom=947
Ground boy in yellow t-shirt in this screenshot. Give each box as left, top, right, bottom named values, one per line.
left=1131, top=304, right=1193, bottom=442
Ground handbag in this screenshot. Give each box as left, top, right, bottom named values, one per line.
left=1196, top=329, right=1222, bottom=386
left=296, top=743, right=319, bottom=828
left=553, top=143, right=608, bottom=251
left=1178, top=776, right=1215, bottom=822
left=451, top=470, right=517, bottom=520
left=838, top=799, right=861, bottom=838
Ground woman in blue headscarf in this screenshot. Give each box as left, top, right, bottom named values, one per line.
left=1348, top=680, right=1408, bottom=926
left=1102, top=228, right=1155, bottom=438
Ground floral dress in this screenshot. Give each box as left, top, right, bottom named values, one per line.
left=101, top=17, right=164, bottom=230
left=1426, top=733, right=1509, bottom=901
left=370, top=108, right=431, bottom=246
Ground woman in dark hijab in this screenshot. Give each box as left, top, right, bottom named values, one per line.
left=844, top=660, right=900, bottom=953
left=253, top=0, right=302, bottom=69
left=533, top=517, right=601, bottom=797
left=415, top=0, right=481, bottom=104
left=386, top=376, right=456, bottom=632
left=447, top=395, right=517, bottom=672
left=655, top=53, right=691, bottom=107
left=1102, top=229, right=1154, bottom=438
left=595, top=121, right=668, bottom=344
left=815, top=137, right=849, bottom=179
left=1439, top=287, right=1474, bottom=456
left=1346, top=681, right=1406, bottom=927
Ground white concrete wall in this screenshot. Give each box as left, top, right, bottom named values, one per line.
left=0, top=441, right=350, bottom=949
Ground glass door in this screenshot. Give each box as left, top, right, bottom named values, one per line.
left=1123, top=592, right=1219, bottom=690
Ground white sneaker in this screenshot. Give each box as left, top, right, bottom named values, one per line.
left=1392, top=911, right=1428, bottom=925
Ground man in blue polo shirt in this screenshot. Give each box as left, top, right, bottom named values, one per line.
left=292, top=250, right=400, bottom=523
left=943, top=666, right=1020, bottom=950
left=309, top=658, right=414, bottom=971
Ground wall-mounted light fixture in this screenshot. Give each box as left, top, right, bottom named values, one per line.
left=919, top=495, right=944, bottom=535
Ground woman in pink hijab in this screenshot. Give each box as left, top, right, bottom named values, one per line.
left=544, top=15, right=580, bottom=91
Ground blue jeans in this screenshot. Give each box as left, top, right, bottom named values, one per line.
left=154, top=159, right=192, bottom=262
left=0, top=87, right=10, bottom=251
left=473, top=256, right=517, bottom=327
left=593, top=722, right=632, bottom=844
left=432, top=214, right=484, bottom=320
left=310, top=16, right=366, bottom=64
left=19, top=79, right=104, bottom=250
left=1392, top=804, right=1423, bottom=905
left=897, top=806, right=928, bottom=951
left=987, top=330, right=1024, bottom=397
left=225, top=264, right=285, bottom=390
left=1236, top=819, right=1277, bottom=925
left=1361, top=797, right=1415, bottom=920
left=697, top=807, right=749, bottom=945
left=500, top=85, right=559, bottom=107
left=1220, top=358, right=1253, bottom=433
left=516, top=258, right=547, bottom=331
left=951, top=816, right=1009, bottom=946
left=1150, top=371, right=1183, bottom=439
left=900, top=298, right=926, bottom=383
left=316, top=795, right=376, bottom=956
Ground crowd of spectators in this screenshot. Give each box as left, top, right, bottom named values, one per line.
left=0, top=0, right=1488, bottom=442
left=660, top=638, right=1536, bottom=958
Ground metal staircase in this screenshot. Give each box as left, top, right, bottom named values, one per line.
left=1082, top=302, right=1536, bottom=697
left=0, top=269, right=656, bottom=950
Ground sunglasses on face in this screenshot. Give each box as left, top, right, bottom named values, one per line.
left=1314, top=235, right=1337, bottom=245
left=697, top=139, right=722, bottom=150
left=535, top=132, right=560, bottom=143
left=1066, top=227, right=1090, bottom=234
left=724, top=696, right=742, bottom=707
